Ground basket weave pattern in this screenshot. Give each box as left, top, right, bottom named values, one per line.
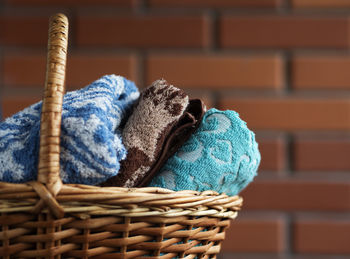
left=0, top=14, right=242, bottom=258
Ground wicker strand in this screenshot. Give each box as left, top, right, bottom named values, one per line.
left=38, top=13, right=68, bottom=196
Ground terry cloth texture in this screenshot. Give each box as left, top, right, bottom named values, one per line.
left=102, top=79, right=189, bottom=188
left=137, top=99, right=206, bottom=187
left=149, top=108, right=261, bottom=196
left=0, top=75, right=140, bottom=185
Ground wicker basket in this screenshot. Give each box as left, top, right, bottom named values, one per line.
left=0, top=14, right=243, bottom=259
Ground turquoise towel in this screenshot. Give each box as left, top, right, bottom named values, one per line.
left=149, top=108, right=260, bottom=196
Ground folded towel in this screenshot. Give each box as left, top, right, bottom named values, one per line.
left=137, top=99, right=206, bottom=187
left=102, top=79, right=189, bottom=188
left=0, top=75, right=139, bottom=185
left=149, top=108, right=260, bottom=196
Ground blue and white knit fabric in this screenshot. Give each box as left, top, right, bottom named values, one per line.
left=0, top=75, right=139, bottom=185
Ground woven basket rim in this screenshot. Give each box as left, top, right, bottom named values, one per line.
left=0, top=181, right=242, bottom=219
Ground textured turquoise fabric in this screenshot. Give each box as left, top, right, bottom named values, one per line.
left=149, top=108, right=260, bottom=196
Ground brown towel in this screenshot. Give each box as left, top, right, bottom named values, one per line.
left=137, top=99, right=206, bottom=187
left=102, top=79, right=189, bottom=187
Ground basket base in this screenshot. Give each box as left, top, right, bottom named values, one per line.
left=0, top=211, right=231, bottom=259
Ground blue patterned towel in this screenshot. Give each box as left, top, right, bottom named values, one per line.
left=0, top=75, right=139, bottom=185
left=149, top=108, right=260, bottom=196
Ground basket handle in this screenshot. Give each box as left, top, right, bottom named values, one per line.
left=37, top=13, right=68, bottom=196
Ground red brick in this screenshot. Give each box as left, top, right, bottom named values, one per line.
left=219, top=98, right=350, bottom=130
left=0, top=15, right=48, bottom=46
left=66, top=54, right=138, bottom=88
left=292, top=56, right=350, bottom=89
left=1, top=97, right=41, bottom=119
left=241, top=179, right=350, bottom=211
left=146, top=54, right=283, bottom=89
left=6, top=0, right=133, bottom=6
left=184, top=91, right=214, bottom=109
left=220, top=16, right=350, bottom=48
left=258, top=136, right=286, bottom=171
left=294, top=137, right=350, bottom=171
left=292, top=0, right=350, bottom=8
left=77, top=15, right=209, bottom=48
left=3, top=54, right=45, bottom=88
left=3, top=53, right=138, bottom=90
left=294, top=217, right=350, bottom=253
left=149, top=0, right=281, bottom=8
left=222, top=214, right=286, bottom=253
left=221, top=253, right=282, bottom=259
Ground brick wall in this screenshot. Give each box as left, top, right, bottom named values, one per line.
left=1, top=1, right=350, bottom=258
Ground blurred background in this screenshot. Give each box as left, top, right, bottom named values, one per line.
left=1, top=0, right=350, bottom=258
